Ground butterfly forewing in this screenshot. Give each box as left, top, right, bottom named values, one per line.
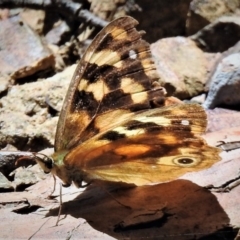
left=55, top=16, right=165, bottom=151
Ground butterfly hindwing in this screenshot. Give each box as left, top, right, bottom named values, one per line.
left=64, top=103, right=220, bottom=186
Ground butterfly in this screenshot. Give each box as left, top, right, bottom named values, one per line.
left=35, top=16, right=220, bottom=187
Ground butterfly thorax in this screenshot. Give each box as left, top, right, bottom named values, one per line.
left=50, top=150, right=86, bottom=187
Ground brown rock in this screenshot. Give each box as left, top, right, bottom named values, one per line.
left=130, top=0, right=192, bottom=43
left=151, top=37, right=220, bottom=99
left=49, top=180, right=230, bottom=239
left=0, top=15, right=54, bottom=79
left=191, top=16, right=240, bottom=52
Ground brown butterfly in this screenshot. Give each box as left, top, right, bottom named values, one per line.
left=35, top=16, right=220, bottom=187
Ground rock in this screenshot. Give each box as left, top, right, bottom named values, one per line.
left=0, top=74, right=13, bottom=94
left=20, top=9, right=45, bottom=35
left=0, top=64, right=76, bottom=150
left=0, top=15, right=54, bottom=79
left=45, top=20, right=70, bottom=45
left=130, top=0, right=192, bottom=43
left=190, top=93, right=206, bottom=104
left=151, top=36, right=220, bottom=99
left=187, top=0, right=240, bottom=35
left=0, top=110, right=58, bottom=151
left=0, top=8, right=10, bottom=20
left=205, top=40, right=240, bottom=91
left=0, top=147, right=54, bottom=181
left=206, top=108, right=240, bottom=132
left=203, top=53, right=240, bottom=109
left=0, top=147, right=20, bottom=176
left=0, top=172, right=13, bottom=191
left=11, top=165, right=48, bottom=190
left=89, top=0, right=127, bottom=20
left=191, top=16, right=240, bottom=52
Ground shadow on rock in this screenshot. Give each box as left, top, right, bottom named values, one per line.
left=47, top=179, right=231, bottom=240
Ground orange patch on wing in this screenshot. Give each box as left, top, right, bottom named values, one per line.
left=114, top=144, right=150, bottom=157
left=156, top=134, right=178, bottom=144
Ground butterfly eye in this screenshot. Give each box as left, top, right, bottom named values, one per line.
left=34, top=153, right=54, bottom=173
left=173, top=157, right=200, bottom=167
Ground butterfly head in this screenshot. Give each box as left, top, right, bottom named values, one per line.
left=36, top=151, right=87, bottom=188
left=33, top=152, right=69, bottom=186
left=34, top=153, right=54, bottom=174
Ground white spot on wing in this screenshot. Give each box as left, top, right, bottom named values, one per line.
left=181, top=120, right=189, bottom=126
left=129, top=50, right=137, bottom=59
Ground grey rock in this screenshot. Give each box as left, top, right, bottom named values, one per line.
left=11, top=165, right=48, bottom=189
left=0, top=172, right=13, bottom=190
left=203, top=53, right=240, bottom=109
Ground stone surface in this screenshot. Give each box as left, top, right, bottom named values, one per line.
left=0, top=147, right=19, bottom=176
left=0, top=8, right=10, bottom=20
left=0, top=172, right=13, bottom=190
left=45, top=20, right=70, bottom=45
left=187, top=0, right=240, bottom=35
left=130, top=0, right=192, bottom=43
left=0, top=74, right=13, bottom=94
left=0, top=64, right=76, bottom=150
left=11, top=165, right=48, bottom=190
left=0, top=15, right=54, bottom=79
left=20, top=9, right=45, bottom=35
left=190, top=93, right=206, bottom=104
left=151, top=36, right=220, bottom=99
left=191, top=16, right=240, bottom=52
left=205, top=40, right=240, bottom=91
left=89, top=0, right=127, bottom=20
left=0, top=6, right=239, bottom=239
left=206, top=108, right=240, bottom=132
